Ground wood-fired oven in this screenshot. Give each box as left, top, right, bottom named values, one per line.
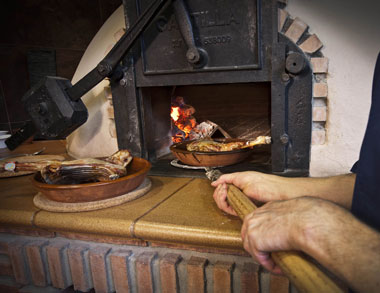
left=110, top=0, right=312, bottom=177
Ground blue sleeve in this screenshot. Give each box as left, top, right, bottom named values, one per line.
left=350, top=161, right=358, bottom=173
left=350, top=52, right=380, bottom=231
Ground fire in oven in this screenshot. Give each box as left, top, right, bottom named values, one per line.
left=110, top=0, right=313, bottom=177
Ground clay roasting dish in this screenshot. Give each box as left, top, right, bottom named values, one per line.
left=32, top=157, right=151, bottom=203
left=170, top=138, right=255, bottom=167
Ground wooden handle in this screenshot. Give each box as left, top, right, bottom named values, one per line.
left=227, top=184, right=343, bottom=293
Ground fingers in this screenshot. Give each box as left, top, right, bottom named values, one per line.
left=212, top=171, right=253, bottom=187
left=242, top=218, right=276, bottom=271
left=241, top=211, right=283, bottom=275
left=212, top=183, right=238, bottom=216
left=254, top=250, right=282, bottom=275
left=213, top=183, right=227, bottom=209
left=211, top=173, right=237, bottom=187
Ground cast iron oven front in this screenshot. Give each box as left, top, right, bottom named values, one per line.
left=110, top=0, right=312, bottom=177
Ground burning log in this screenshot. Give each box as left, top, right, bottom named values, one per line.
left=190, top=120, right=231, bottom=140
left=171, top=96, right=231, bottom=142
left=171, top=96, right=197, bottom=143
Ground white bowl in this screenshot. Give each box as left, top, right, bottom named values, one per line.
left=0, top=134, right=11, bottom=149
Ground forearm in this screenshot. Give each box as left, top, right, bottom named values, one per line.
left=295, top=202, right=380, bottom=292
left=212, top=171, right=355, bottom=211
left=280, top=174, right=356, bottom=209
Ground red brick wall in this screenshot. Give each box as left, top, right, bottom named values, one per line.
left=0, top=233, right=292, bottom=292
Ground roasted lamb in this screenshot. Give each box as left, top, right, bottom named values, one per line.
left=186, top=136, right=271, bottom=152
left=0, top=150, right=132, bottom=184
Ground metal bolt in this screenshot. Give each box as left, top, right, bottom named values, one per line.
left=156, top=16, right=167, bottom=32
left=31, top=104, right=40, bottom=113
left=119, top=78, right=128, bottom=87
left=280, top=134, right=289, bottom=144
left=282, top=73, right=290, bottom=82
left=39, top=105, right=47, bottom=115
left=186, top=48, right=200, bottom=63
left=98, top=64, right=106, bottom=73
left=285, top=52, right=306, bottom=75
left=97, top=62, right=112, bottom=75
left=188, top=52, right=196, bottom=60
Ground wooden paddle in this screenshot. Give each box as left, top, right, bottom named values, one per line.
left=226, top=184, right=344, bottom=293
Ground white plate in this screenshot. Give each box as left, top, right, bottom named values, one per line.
left=0, top=134, right=11, bottom=149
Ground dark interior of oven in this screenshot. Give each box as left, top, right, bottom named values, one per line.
left=141, top=82, right=272, bottom=177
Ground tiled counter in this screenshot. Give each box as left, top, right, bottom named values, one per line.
left=0, top=141, right=290, bottom=292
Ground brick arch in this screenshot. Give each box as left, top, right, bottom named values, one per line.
left=278, top=6, right=329, bottom=145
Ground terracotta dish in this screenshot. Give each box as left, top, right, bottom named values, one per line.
left=170, top=139, right=253, bottom=167
left=32, top=157, right=151, bottom=203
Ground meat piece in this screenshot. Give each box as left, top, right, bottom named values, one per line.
left=186, top=136, right=271, bottom=152
left=40, top=158, right=128, bottom=184
left=1, top=160, right=60, bottom=173
left=41, top=150, right=132, bottom=184
left=0, top=150, right=133, bottom=184
left=104, top=149, right=132, bottom=168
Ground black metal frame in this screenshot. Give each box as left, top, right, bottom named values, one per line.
left=112, top=0, right=312, bottom=176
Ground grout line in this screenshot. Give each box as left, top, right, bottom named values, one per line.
left=31, top=209, right=42, bottom=229
left=130, top=178, right=195, bottom=239
left=30, top=207, right=54, bottom=235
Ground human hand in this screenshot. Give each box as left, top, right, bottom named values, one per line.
left=240, top=197, right=345, bottom=274
left=212, top=171, right=289, bottom=215
left=212, top=183, right=238, bottom=216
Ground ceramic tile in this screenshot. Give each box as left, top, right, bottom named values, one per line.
left=0, top=175, right=39, bottom=228
left=33, top=176, right=192, bottom=239
left=134, top=178, right=243, bottom=250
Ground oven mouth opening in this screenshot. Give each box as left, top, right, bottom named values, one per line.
left=142, top=82, right=272, bottom=177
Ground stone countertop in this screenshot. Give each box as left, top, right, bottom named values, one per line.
left=0, top=141, right=244, bottom=253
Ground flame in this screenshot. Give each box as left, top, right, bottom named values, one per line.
left=171, top=106, right=180, bottom=122
left=171, top=97, right=198, bottom=143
